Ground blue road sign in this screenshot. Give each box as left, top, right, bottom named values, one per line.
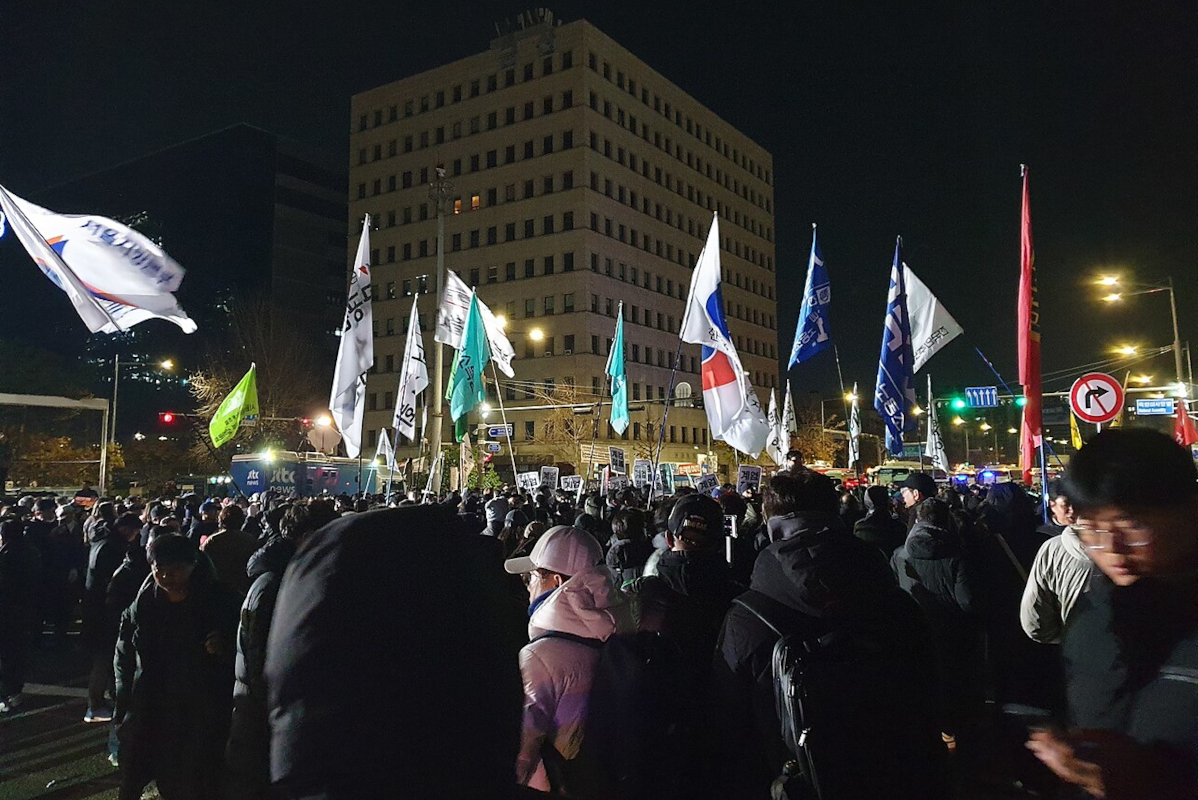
left=487, top=424, right=513, bottom=438
left=485, top=441, right=502, bottom=453
left=1135, top=398, right=1176, bottom=416
left=965, top=386, right=999, bottom=408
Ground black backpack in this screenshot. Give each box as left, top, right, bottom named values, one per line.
left=732, top=593, right=946, bottom=800
left=533, top=630, right=683, bottom=800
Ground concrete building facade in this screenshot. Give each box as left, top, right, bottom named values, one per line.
left=349, top=17, right=778, bottom=480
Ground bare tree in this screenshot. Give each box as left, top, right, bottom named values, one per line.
left=188, top=295, right=328, bottom=463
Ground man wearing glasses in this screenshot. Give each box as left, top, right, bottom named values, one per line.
left=1027, top=429, right=1198, bottom=798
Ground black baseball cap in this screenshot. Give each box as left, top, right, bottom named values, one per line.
left=898, top=473, right=937, bottom=497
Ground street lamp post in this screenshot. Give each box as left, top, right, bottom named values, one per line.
left=111, top=356, right=175, bottom=444
left=427, top=167, right=453, bottom=460
left=1101, top=276, right=1186, bottom=395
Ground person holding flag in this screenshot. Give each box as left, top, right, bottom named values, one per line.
left=330, top=216, right=374, bottom=459
left=607, top=302, right=629, bottom=435
left=789, top=225, right=833, bottom=368
left=210, top=364, right=259, bottom=448
left=446, top=291, right=491, bottom=442
left=874, top=238, right=919, bottom=456
left=394, top=295, right=429, bottom=442
left=680, top=214, right=769, bottom=457
left=0, top=185, right=197, bottom=334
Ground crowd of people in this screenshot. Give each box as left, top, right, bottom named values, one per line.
left=0, top=429, right=1195, bottom=799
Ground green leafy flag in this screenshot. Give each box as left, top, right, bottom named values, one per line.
left=210, top=363, right=259, bottom=448
left=446, top=292, right=491, bottom=441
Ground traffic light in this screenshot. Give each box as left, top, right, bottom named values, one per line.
left=1015, top=396, right=1028, bottom=407
left=159, top=412, right=176, bottom=424
left=950, top=397, right=967, bottom=411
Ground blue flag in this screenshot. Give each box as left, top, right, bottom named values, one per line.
left=789, top=227, right=832, bottom=367
left=607, top=303, right=629, bottom=435
left=873, top=237, right=919, bottom=456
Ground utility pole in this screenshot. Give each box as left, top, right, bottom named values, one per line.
left=1168, top=277, right=1186, bottom=395
left=427, top=167, right=453, bottom=460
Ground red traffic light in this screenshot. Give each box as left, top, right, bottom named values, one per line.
left=301, top=417, right=312, bottom=426
left=159, top=412, right=176, bottom=424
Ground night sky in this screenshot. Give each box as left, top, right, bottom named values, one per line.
left=3, top=0, right=1195, bottom=402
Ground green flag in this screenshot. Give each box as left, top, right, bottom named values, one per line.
left=607, top=303, right=629, bottom=434
left=447, top=292, right=491, bottom=433
left=210, top=363, right=259, bottom=448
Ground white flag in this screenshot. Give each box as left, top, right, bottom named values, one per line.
left=460, top=431, right=476, bottom=484
left=848, top=382, right=862, bottom=469
left=680, top=214, right=769, bottom=457
left=765, top=390, right=786, bottom=467
left=924, top=375, right=951, bottom=472
left=434, top=270, right=515, bottom=377
left=783, top=383, right=798, bottom=435
left=424, top=451, right=443, bottom=496
left=904, top=265, right=964, bottom=373
left=0, top=185, right=196, bottom=334
left=393, top=296, right=428, bottom=442
left=330, top=217, right=374, bottom=458
left=375, top=426, right=397, bottom=470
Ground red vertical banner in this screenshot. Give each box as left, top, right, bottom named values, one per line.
left=1018, top=166, right=1043, bottom=482
left=1175, top=399, right=1198, bottom=447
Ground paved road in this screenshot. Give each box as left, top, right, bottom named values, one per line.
left=0, top=639, right=158, bottom=800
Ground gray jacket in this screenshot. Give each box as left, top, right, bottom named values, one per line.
left=1019, top=526, right=1094, bottom=644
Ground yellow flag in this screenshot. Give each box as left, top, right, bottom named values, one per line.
left=1107, top=371, right=1130, bottom=428
left=209, top=364, right=259, bottom=448
left=1071, top=411, right=1084, bottom=450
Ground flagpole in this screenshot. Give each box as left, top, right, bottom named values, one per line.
left=584, top=357, right=610, bottom=496
left=648, top=338, right=686, bottom=504
left=489, top=361, right=520, bottom=483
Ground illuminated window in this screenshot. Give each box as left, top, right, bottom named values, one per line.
left=453, top=198, right=462, bottom=215
left=470, top=194, right=480, bottom=211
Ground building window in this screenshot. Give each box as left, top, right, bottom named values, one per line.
left=562, top=130, right=573, bottom=149
left=524, top=298, right=535, bottom=317
left=544, top=255, right=555, bottom=275
left=543, top=296, right=555, bottom=315
left=563, top=293, right=574, bottom=313
left=563, top=252, right=574, bottom=271
left=524, top=259, right=535, bottom=278
left=543, top=135, right=554, bottom=155
left=543, top=215, right=555, bottom=234
left=562, top=212, right=573, bottom=231
left=471, top=194, right=481, bottom=210
left=505, top=262, right=516, bottom=280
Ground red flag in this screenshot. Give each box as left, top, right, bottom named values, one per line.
left=1018, top=166, right=1042, bottom=483
left=1175, top=400, right=1198, bottom=447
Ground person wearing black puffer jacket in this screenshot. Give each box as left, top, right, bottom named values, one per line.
left=712, top=471, right=948, bottom=800
left=891, top=498, right=981, bottom=746
left=604, top=507, right=654, bottom=585
left=853, top=484, right=907, bottom=558
left=225, top=501, right=337, bottom=800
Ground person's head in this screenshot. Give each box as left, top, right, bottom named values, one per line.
left=1063, top=428, right=1198, bottom=586
left=33, top=498, right=57, bottom=520
left=863, top=484, right=892, bottom=514
left=219, top=504, right=245, bottom=533
left=717, top=490, right=748, bottom=523
left=55, top=503, right=78, bottom=524
left=199, top=500, right=220, bottom=522
left=763, top=471, right=838, bottom=520
left=610, top=507, right=647, bottom=543
left=898, top=473, right=937, bottom=508
left=503, top=525, right=602, bottom=600
left=1045, top=480, right=1075, bottom=527
left=281, top=500, right=338, bottom=545
left=913, top=498, right=951, bottom=529
left=665, top=494, right=724, bottom=552
left=0, top=517, right=23, bottom=546
left=147, top=533, right=199, bottom=598
left=95, top=501, right=117, bottom=524
left=784, top=449, right=804, bottom=472
left=114, top=513, right=143, bottom=542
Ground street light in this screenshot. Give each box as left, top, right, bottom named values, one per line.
left=528, top=327, right=545, bottom=342
left=112, top=356, right=176, bottom=444
left=1098, top=275, right=1186, bottom=396
left=1132, top=374, right=1153, bottom=385
left=494, top=314, right=508, bottom=330
left=1113, top=344, right=1138, bottom=356
left=1097, top=276, right=1120, bottom=286
left=315, top=414, right=333, bottom=428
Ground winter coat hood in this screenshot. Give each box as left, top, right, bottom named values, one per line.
left=766, top=510, right=843, bottom=543
left=528, top=564, right=621, bottom=642
left=750, top=522, right=894, bottom=621
left=247, top=535, right=297, bottom=581
left=654, top=548, right=734, bottom=599
left=904, top=522, right=961, bottom=560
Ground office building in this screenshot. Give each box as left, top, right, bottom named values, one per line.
left=351, top=15, right=777, bottom=479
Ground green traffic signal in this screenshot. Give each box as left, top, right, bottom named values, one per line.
left=950, top=397, right=967, bottom=410
left=1016, top=396, right=1028, bottom=407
